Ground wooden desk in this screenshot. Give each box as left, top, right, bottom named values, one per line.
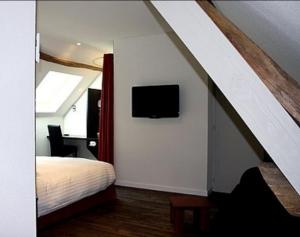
left=47, top=135, right=98, bottom=142
left=47, top=136, right=99, bottom=159
left=63, top=136, right=98, bottom=159
left=62, top=135, right=87, bottom=140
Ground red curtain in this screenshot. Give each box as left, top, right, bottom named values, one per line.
left=98, top=54, right=114, bottom=164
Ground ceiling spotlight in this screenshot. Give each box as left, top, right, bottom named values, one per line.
left=76, top=42, right=81, bottom=46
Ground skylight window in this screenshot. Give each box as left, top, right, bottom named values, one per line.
left=36, top=71, right=82, bottom=113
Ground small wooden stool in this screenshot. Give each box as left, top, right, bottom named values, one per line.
left=170, top=195, right=215, bottom=236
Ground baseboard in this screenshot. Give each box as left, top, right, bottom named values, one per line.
left=115, top=180, right=208, bottom=196
left=207, top=187, right=213, bottom=196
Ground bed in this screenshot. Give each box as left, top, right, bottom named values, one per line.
left=36, top=156, right=116, bottom=228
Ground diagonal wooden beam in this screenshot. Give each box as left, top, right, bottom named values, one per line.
left=40, top=52, right=102, bottom=72
left=259, top=162, right=300, bottom=217
left=151, top=0, right=300, bottom=195
left=198, top=1, right=300, bottom=125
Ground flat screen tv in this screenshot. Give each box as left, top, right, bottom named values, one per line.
left=132, top=84, right=179, bottom=118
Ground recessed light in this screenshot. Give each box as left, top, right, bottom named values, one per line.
left=76, top=42, right=81, bottom=46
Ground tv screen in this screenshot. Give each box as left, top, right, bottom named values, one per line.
left=132, top=85, right=179, bottom=118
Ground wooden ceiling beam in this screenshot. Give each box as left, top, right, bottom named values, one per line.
left=151, top=0, right=300, bottom=195
left=40, top=52, right=102, bottom=72
left=197, top=1, right=300, bottom=124
left=259, top=162, right=300, bottom=217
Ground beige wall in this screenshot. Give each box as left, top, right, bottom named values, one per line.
left=114, top=33, right=209, bottom=195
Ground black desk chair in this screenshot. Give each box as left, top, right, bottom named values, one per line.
left=48, top=125, right=77, bottom=157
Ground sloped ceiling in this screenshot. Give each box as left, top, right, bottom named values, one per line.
left=37, top=1, right=172, bottom=117
left=37, top=1, right=171, bottom=65
left=38, top=1, right=300, bottom=83
left=39, top=34, right=105, bottom=68
left=213, top=1, right=300, bottom=83
left=38, top=1, right=300, bottom=117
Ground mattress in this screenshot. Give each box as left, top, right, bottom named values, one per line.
left=36, top=156, right=115, bottom=217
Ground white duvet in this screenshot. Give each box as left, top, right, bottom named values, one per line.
left=36, top=156, right=115, bottom=217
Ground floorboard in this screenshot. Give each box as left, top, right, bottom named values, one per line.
left=38, top=186, right=212, bottom=237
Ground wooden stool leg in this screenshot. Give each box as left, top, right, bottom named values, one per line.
left=199, top=208, right=209, bottom=232
left=193, top=209, right=200, bottom=226
left=174, top=209, right=184, bottom=236
left=170, top=205, right=174, bottom=223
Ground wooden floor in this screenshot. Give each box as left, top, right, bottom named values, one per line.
left=38, top=186, right=211, bottom=237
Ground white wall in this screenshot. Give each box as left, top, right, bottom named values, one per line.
left=0, top=2, right=36, bottom=236
left=64, top=92, right=88, bottom=137
left=114, top=33, right=209, bottom=195
left=36, top=116, right=64, bottom=156
left=63, top=74, right=102, bottom=137
left=207, top=80, right=215, bottom=193
left=210, top=87, right=263, bottom=193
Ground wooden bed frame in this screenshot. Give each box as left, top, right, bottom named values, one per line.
left=37, top=185, right=117, bottom=229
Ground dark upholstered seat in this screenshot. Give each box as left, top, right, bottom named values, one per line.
left=211, top=167, right=300, bottom=236
left=48, top=125, right=77, bottom=157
